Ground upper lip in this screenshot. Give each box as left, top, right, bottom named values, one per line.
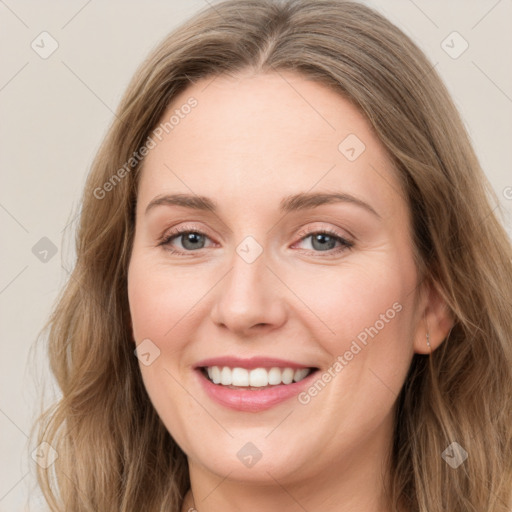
left=194, top=356, right=317, bottom=370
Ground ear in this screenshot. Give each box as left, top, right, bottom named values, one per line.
left=413, top=279, right=454, bottom=354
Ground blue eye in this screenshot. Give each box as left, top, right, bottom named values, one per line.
left=159, top=229, right=212, bottom=253
left=159, top=226, right=354, bottom=256
left=296, top=229, right=353, bottom=253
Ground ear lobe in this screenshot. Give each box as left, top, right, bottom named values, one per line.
left=413, top=280, right=454, bottom=354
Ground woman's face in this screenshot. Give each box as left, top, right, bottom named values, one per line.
left=127, top=71, right=443, bottom=497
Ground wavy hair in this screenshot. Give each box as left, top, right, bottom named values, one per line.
left=32, top=0, right=512, bottom=510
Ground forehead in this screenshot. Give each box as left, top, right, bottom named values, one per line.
left=137, top=71, right=405, bottom=220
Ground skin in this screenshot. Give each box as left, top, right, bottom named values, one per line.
left=127, top=70, right=452, bottom=512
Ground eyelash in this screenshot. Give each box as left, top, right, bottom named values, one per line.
left=158, top=224, right=354, bottom=257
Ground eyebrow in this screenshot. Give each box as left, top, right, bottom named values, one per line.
left=144, top=191, right=380, bottom=218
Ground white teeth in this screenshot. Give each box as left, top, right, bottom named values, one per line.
left=220, top=366, right=232, bottom=385
left=293, top=368, right=310, bottom=382
left=268, top=367, right=282, bottom=385
left=249, top=368, right=268, bottom=387
left=282, top=368, right=294, bottom=385
left=204, top=366, right=313, bottom=387
left=231, top=368, right=249, bottom=386
left=210, top=366, right=221, bottom=384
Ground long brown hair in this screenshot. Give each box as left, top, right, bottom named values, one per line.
left=32, top=1, right=512, bottom=510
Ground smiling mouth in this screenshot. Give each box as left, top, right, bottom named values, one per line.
left=200, top=366, right=319, bottom=390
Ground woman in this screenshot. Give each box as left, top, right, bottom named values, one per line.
left=33, top=0, right=512, bottom=511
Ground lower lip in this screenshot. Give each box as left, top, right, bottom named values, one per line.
left=196, top=368, right=318, bottom=412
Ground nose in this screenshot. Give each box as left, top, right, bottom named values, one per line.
left=209, top=245, right=287, bottom=337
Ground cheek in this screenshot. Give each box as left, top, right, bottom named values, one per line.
left=127, top=257, right=196, bottom=342
left=307, top=260, right=412, bottom=342
left=304, top=256, right=417, bottom=399
left=127, top=256, right=199, bottom=432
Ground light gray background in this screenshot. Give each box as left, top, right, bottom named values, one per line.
left=1, top=0, right=511, bottom=510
